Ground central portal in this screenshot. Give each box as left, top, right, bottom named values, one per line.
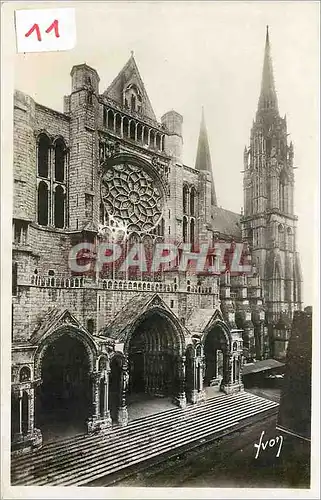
left=128, top=312, right=180, bottom=402
left=36, top=333, right=91, bottom=440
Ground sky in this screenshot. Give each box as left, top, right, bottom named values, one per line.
left=12, top=1, right=320, bottom=306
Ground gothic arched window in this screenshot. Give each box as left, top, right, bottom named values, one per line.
left=273, top=263, right=282, bottom=305
left=190, top=218, right=195, bottom=248
left=54, top=139, right=65, bottom=182
left=279, top=170, right=287, bottom=213
left=190, top=187, right=196, bottom=216
left=37, top=134, right=51, bottom=178
left=54, top=185, right=65, bottom=228
left=131, top=94, right=136, bottom=112
left=183, top=216, right=188, bottom=243
left=183, top=185, right=189, bottom=214
left=278, top=224, right=285, bottom=249
left=38, top=181, right=49, bottom=226
left=107, top=109, right=114, bottom=130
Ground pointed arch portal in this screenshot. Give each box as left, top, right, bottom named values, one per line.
left=127, top=310, right=184, bottom=402
left=203, top=322, right=231, bottom=388
left=35, top=332, right=92, bottom=437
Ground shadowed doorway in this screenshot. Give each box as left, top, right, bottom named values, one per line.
left=36, top=333, right=91, bottom=440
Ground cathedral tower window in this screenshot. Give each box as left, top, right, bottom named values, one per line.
left=37, top=133, right=51, bottom=178
left=12, top=262, right=18, bottom=296
left=279, top=170, right=287, bottom=212
left=54, top=138, right=66, bottom=182
left=38, top=181, right=49, bottom=226
left=190, top=218, right=195, bottom=248
left=143, top=127, right=149, bottom=145
left=129, top=120, right=136, bottom=140
left=287, top=227, right=293, bottom=252
left=190, top=187, right=196, bottom=216
left=103, top=107, right=107, bottom=127
left=183, top=216, right=188, bottom=243
left=183, top=184, right=189, bottom=214
left=107, top=109, right=114, bottom=130
left=123, top=117, right=129, bottom=138
left=37, top=133, right=68, bottom=228
left=131, top=94, right=136, bottom=113
left=54, top=185, right=65, bottom=228
left=115, top=113, right=122, bottom=135
left=278, top=224, right=284, bottom=249
left=156, top=134, right=161, bottom=151
left=150, top=130, right=155, bottom=148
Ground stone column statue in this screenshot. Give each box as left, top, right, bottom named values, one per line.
left=118, top=363, right=129, bottom=426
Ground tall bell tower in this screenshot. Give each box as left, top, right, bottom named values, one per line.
left=241, top=27, right=303, bottom=359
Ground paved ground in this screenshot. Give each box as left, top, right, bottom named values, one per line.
left=118, top=414, right=310, bottom=489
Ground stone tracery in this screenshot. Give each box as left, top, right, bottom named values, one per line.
left=101, top=162, right=163, bottom=233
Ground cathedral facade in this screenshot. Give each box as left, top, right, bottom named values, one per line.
left=11, top=28, right=302, bottom=452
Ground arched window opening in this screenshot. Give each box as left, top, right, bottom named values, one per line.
left=19, top=366, right=31, bottom=382
left=183, top=185, right=189, bottom=214
left=87, top=319, right=94, bottom=334
left=156, top=134, right=161, bottom=150
left=190, top=219, right=195, bottom=248
left=54, top=185, right=65, bottom=229
left=107, top=109, right=114, bottom=130
left=278, top=224, right=284, bottom=249
left=183, top=216, right=188, bottom=243
left=38, top=181, right=49, bottom=226
left=54, top=139, right=65, bottom=182
left=103, top=107, right=107, bottom=127
left=37, top=134, right=51, bottom=178
left=150, top=130, right=155, bottom=148
left=123, top=117, right=129, bottom=138
left=136, top=124, right=142, bottom=143
left=131, top=95, right=136, bottom=113
left=143, top=127, right=149, bottom=145
left=12, top=262, right=18, bottom=296
left=115, top=114, right=122, bottom=135
left=129, top=121, right=136, bottom=140
left=279, top=171, right=287, bottom=213
left=48, top=269, right=55, bottom=276
left=273, top=264, right=281, bottom=303
left=190, top=187, right=196, bottom=216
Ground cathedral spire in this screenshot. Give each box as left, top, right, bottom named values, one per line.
left=195, top=107, right=217, bottom=206
left=258, top=26, right=279, bottom=113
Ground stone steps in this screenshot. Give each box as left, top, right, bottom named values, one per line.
left=11, top=391, right=278, bottom=486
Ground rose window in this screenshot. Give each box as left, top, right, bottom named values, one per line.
left=101, top=163, right=163, bottom=232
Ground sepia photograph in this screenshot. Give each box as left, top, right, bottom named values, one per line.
left=1, top=1, right=319, bottom=498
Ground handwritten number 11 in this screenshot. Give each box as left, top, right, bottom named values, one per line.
left=25, top=20, right=60, bottom=42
